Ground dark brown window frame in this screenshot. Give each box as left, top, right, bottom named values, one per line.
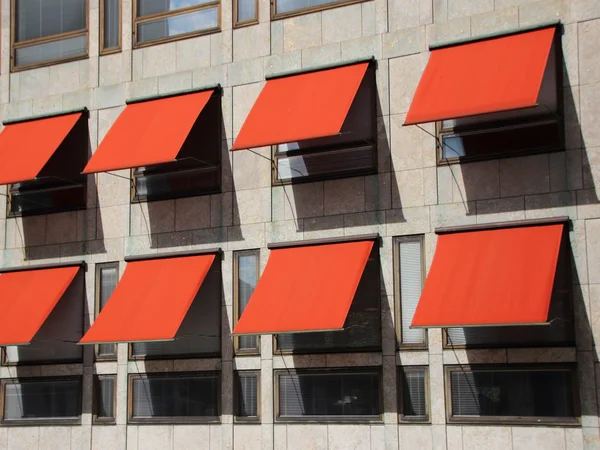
left=398, top=365, right=430, bottom=423
left=435, top=28, right=564, bottom=166
left=274, top=367, right=383, bottom=423
left=233, top=0, right=259, bottom=28
left=127, top=371, right=221, bottom=424
left=94, top=262, right=119, bottom=361
left=10, top=0, right=89, bottom=72
left=133, top=1, right=221, bottom=49
left=234, top=370, right=261, bottom=422
left=444, top=363, right=580, bottom=426
left=271, top=0, right=371, bottom=21
left=0, top=375, right=83, bottom=426
left=393, top=235, right=427, bottom=350
left=93, top=374, right=117, bottom=424
left=233, top=249, right=261, bottom=355
left=100, top=0, right=122, bottom=55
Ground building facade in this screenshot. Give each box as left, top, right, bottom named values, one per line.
left=0, top=0, right=597, bottom=449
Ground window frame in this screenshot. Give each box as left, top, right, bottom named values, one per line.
left=233, top=0, right=259, bottom=28
left=271, top=0, right=370, bottom=21
left=93, top=374, right=117, bottom=424
left=94, top=262, right=119, bottom=361
left=444, top=364, right=580, bottom=426
left=233, top=249, right=261, bottom=355
left=132, top=0, right=221, bottom=49
left=274, top=367, right=383, bottom=423
left=393, top=235, right=427, bottom=350
left=234, top=370, right=261, bottom=422
left=10, top=0, right=90, bottom=72
left=100, top=0, right=122, bottom=55
left=0, top=376, right=83, bottom=425
left=398, top=365, right=430, bottom=423
left=127, top=371, right=221, bottom=424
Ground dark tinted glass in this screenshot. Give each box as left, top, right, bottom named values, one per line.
left=96, top=377, right=115, bottom=419
left=103, top=0, right=120, bottom=50
left=236, top=373, right=258, bottom=417
left=136, top=8, right=219, bottom=43
left=16, top=0, right=86, bottom=42
left=237, top=253, right=259, bottom=351
left=401, top=368, right=427, bottom=419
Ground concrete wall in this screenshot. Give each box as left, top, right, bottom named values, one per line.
left=0, top=0, right=598, bottom=448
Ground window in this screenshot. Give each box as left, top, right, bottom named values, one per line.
left=130, top=260, right=221, bottom=359
left=444, top=227, right=574, bottom=348
left=1, top=377, right=82, bottom=424
left=7, top=114, right=88, bottom=217
left=235, top=371, right=259, bottom=420
left=94, top=375, right=116, bottom=424
left=446, top=365, right=578, bottom=424
left=12, top=0, right=88, bottom=71
left=234, top=250, right=260, bottom=354
left=274, top=244, right=381, bottom=353
left=437, top=33, right=562, bottom=163
left=131, top=92, right=222, bottom=202
left=134, top=0, right=220, bottom=47
left=95, top=263, right=118, bottom=360
left=399, top=366, right=429, bottom=422
left=129, top=372, right=219, bottom=423
left=272, top=0, right=365, bottom=19
left=101, top=0, right=121, bottom=54
left=272, top=66, right=377, bottom=184
left=394, top=236, right=426, bottom=348
left=4, top=270, right=84, bottom=365
left=276, top=369, right=381, bottom=421
left=234, top=0, right=257, bottom=27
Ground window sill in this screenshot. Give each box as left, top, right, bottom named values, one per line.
left=447, top=416, right=581, bottom=427
left=128, top=417, right=221, bottom=425
left=275, top=416, right=382, bottom=424
left=1, top=418, right=81, bottom=427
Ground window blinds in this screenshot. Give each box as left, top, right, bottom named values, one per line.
left=402, top=369, right=427, bottom=418
left=237, top=372, right=258, bottom=417
left=399, top=239, right=425, bottom=344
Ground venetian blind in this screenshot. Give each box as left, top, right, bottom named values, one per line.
left=399, top=239, right=425, bottom=344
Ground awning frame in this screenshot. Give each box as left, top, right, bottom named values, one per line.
left=266, top=56, right=376, bottom=80
left=0, top=260, right=86, bottom=274
left=2, top=107, right=89, bottom=126
left=267, top=233, right=380, bottom=250
left=435, top=216, right=570, bottom=235
left=124, top=248, right=222, bottom=262
left=125, top=84, right=222, bottom=105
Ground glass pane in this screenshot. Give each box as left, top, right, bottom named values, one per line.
left=137, top=7, right=218, bottom=43
left=103, top=0, right=120, bottom=49
left=15, top=35, right=87, bottom=68
left=4, top=379, right=81, bottom=421
left=97, top=265, right=118, bottom=357
left=237, top=253, right=258, bottom=351
left=134, top=165, right=220, bottom=201
left=450, top=369, right=575, bottom=418
left=16, top=0, right=86, bottom=42
left=279, top=372, right=380, bottom=417
left=138, top=0, right=215, bottom=17
left=237, top=0, right=256, bottom=22
left=399, top=239, right=424, bottom=345
left=276, top=0, right=338, bottom=14
left=96, top=378, right=115, bottom=418
left=237, top=373, right=258, bottom=417
left=132, top=375, right=219, bottom=418
left=402, top=369, right=427, bottom=418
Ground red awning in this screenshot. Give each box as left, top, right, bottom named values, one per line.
left=83, top=91, right=213, bottom=173
left=79, top=255, right=215, bottom=344
left=404, top=27, right=556, bottom=125
left=231, top=63, right=369, bottom=150
left=411, top=224, right=564, bottom=328
left=0, top=113, right=82, bottom=185
left=0, top=266, right=80, bottom=345
left=233, top=240, right=373, bottom=335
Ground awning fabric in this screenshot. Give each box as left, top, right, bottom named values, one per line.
left=231, top=62, right=369, bottom=150
left=79, top=254, right=215, bottom=344
left=83, top=91, right=213, bottom=173
left=411, top=224, right=564, bottom=328
left=0, top=113, right=82, bottom=185
left=404, top=27, right=556, bottom=125
left=233, top=240, right=373, bottom=335
left=0, top=266, right=80, bottom=345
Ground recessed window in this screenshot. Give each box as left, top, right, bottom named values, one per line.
left=95, top=263, right=118, bottom=360
left=447, top=365, right=578, bottom=424
left=275, top=244, right=380, bottom=353
left=12, top=0, right=88, bottom=70
left=134, top=0, right=220, bottom=47
left=273, top=0, right=366, bottom=19
left=235, top=371, right=259, bottom=420
left=399, top=366, right=429, bottom=422
left=276, top=369, right=381, bottom=421
left=129, top=372, right=219, bottom=423
left=101, top=0, right=121, bottom=54
left=272, top=66, right=377, bottom=184
left=94, top=375, right=116, bottom=424
left=234, top=0, right=257, bottom=26
left=1, top=377, right=82, bottom=424
left=234, top=250, right=260, bottom=354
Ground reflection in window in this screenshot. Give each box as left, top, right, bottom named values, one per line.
left=236, top=251, right=259, bottom=352
left=96, top=263, right=118, bottom=359
left=275, top=0, right=355, bottom=16
left=235, top=0, right=257, bottom=24
left=102, top=0, right=121, bottom=52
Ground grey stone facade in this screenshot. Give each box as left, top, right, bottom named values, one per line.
left=0, top=0, right=598, bottom=448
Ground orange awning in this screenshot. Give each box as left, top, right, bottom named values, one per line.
left=79, top=254, right=215, bottom=344
left=0, top=266, right=80, bottom=345
left=83, top=91, right=213, bottom=173
left=0, top=113, right=82, bottom=185
left=411, top=224, right=564, bottom=328
left=404, top=27, right=556, bottom=125
left=232, top=62, right=369, bottom=150
left=233, top=240, right=373, bottom=335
